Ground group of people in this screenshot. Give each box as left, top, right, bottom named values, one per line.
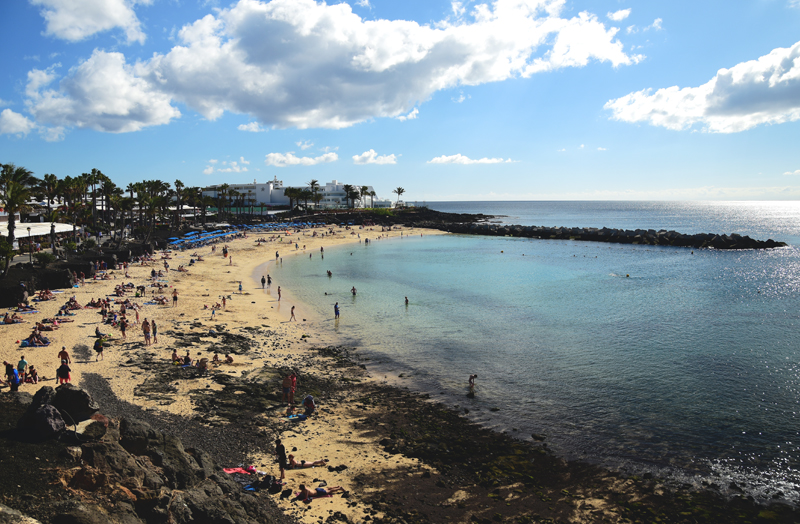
left=3, top=357, right=39, bottom=391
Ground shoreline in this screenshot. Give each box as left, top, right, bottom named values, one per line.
left=1, top=223, right=799, bottom=523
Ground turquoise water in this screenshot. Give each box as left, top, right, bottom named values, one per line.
left=268, top=201, right=800, bottom=502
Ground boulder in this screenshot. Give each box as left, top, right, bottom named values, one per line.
left=30, top=405, right=65, bottom=438
left=0, top=503, right=43, bottom=524
left=53, top=384, right=100, bottom=424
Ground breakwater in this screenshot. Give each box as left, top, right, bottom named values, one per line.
left=427, top=222, right=787, bottom=249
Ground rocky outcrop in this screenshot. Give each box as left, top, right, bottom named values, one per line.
left=433, top=223, right=787, bottom=250
left=56, top=416, right=275, bottom=524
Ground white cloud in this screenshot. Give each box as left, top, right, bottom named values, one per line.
left=239, top=156, right=250, bottom=164
left=607, top=9, right=631, bottom=22
left=0, top=109, right=37, bottom=136
left=217, top=160, right=248, bottom=172
left=626, top=24, right=636, bottom=34
left=597, top=146, right=606, bottom=150
left=452, top=91, right=470, bottom=103
left=209, top=159, right=218, bottom=164
left=353, top=149, right=397, bottom=165
left=203, top=165, right=214, bottom=174
left=579, top=144, right=584, bottom=149
left=647, top=18, right=662, bottom=31
left=428, top=154, right=513, bottom=164
left=557, top=148, right=566, bottom=152
left=320, top=146, right=338, bottom=153
left=784, top=169, right=800, bottom=175
left=605, top=39, right=800, bottom=133
left=55, top=0, right=637, bottom=131
left=39, top=125, right=65, bottom=141
left=355, top=0, right=370, bottom=7
left=397, top=108, right=419, bottom=121
left=296, top=140, right=314, bottom=150
left=238, top=121, right=266, bottom=132
left=25, top=50, right=180, bottom=133
left=30, top=0, right=149, bottom=44
left=265, top=151, right=338, bottom=167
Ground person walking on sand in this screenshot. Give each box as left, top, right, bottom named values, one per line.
left=58, top=346, right=71, bottom=365
left=142, top=318, right=151, bottom=346
left=261, top=275, right=266, bottom=289
left=334, top=302, right=339, bottom=319
left=222, top=296, right=227, bottom=309
left=290, top=306, right=296, bottom=321
left=277, top=286, right=281, bottom=301
left=152, top=320, right=158, bottom=344
left=238, top=281, right=242, bottom=293
left=276, top=251, right=279, bottom=260
left=172, top=288, right=178, bottom=307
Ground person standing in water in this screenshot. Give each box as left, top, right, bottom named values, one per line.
left=351, top=286, right=357, bottom=296
left=277, top=286, right=281, bottom=301
left=334, top=302, right=339, bottom=319
left=261, top=275, right=266, bottom=289
left=267, top=275, right=272, bottom=288
left=405, top=296, right=409, bottom=306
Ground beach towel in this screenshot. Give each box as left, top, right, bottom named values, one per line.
left=18, top=310, right=40, bottom=314
left=20, top=340, right=50, bottom=348
left=284, top=414, right=308, bottom=422
left=223, top=467, right=252, bottom=475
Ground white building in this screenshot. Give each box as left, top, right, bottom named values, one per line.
left=202, top=177, right=289, bottom=207
left=203, top=178, right=393, bottom=209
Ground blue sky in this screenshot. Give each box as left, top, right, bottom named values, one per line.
left=1, top=0, right=799, bottom=202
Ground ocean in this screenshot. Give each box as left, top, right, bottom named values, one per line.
left=266, top=201, right=800, bottom=503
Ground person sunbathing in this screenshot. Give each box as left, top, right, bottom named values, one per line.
left=287, top=455, right=328, bottom=469
left=154, top=295, right=169, bottom=305
left=296, top=485, right=344, bottom=502
left=35, top=322, right=57, bottom=331
left=16, top=303, right=35, bottom=311
left=3, top=313, right=22, bottom=324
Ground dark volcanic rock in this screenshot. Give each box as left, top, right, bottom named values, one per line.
left=52, top=384, right=100, bottom=424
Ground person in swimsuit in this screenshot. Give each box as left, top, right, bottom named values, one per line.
left=287, top=455, right=328, bottom=468
left=172, top=289, right=178, bottom=307
left=290, top=306, right=296, bottom=321
left=296, top=485, right=344, bottom=501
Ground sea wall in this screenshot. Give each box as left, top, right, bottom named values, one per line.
left=423, top=222, right=787, bottom=250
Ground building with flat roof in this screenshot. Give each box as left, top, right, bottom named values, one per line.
left=202, top=178, right=393, bottom=209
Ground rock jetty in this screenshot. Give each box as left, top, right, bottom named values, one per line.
left=434, top=222, right=786, bottom=250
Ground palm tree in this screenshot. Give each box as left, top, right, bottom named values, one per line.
left=174, top=179, right=185, bottom=229
left=39, top=173, right=60, bottom=215
left=370, top=190, right=377, bottom=208
left=308, top=179, right=320, bottom=210
left=342, top=184, right=354, bottom=209
left=393, top=187, right=405, bottom=207
left=346, top=186, right=361, bottom=209
left=360, top=186, right=369, bottom=209
left=0, top=163, right=38, bottom=276
left=284, top=187, right=301, bottom=211
left=299, top=189, right=312, bottom=210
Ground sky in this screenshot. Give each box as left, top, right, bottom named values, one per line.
left=1, top=0, right=799, bottom=202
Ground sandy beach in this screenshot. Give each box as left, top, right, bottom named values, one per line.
left=3, top=221, right=798, bottom=524
left=1, top=223, right=447, bottom=523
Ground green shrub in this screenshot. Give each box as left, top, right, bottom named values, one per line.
left=83, top=238, right=97, bottom=249
left=34, top=252, right=56, bottom=266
